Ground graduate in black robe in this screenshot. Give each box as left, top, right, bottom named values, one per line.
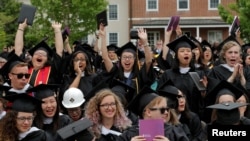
left=157, top=35, right=207, bottom=121
left=28, top=84, right=72, bottom=141
left=98, top=26, right=155, bottom=97
left=0, top=93, right=50, bottom=141
left=119, top=87, right=189, bottom=141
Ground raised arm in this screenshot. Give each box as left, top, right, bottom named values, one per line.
left=162, top=27, right=173, bottom=60
left=52, top=22, right=64, bottom=57
left=15, top=19, right=28, bottom=56
left=137, top=28, right=152, bottom=73
left=64, top=36, right=72, bottom=54
left=99, top=24, right=113, bottom=72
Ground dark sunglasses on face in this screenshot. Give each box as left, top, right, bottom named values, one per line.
left=11, top=73, right=30, bottom=79
left=149, top=107, right=170, bottom=114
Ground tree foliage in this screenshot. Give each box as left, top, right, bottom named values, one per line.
left=29, top=0, right=108, bottom=46
left=218, top=0, right=250, bottom=42
left=0, top=0, right=21, bottom=48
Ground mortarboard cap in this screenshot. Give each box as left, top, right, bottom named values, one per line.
left=206, top=80, right=243, bottom=105
left=27, top=84, right=59, bottom=101
left=242, top=43, right=250, bottom=53
left=167, top=35, right=197, bottom=52
left=189, top=36, right=202, bottom=48
left=28, top=40, right=54, bottom=58
left=127, top=86, right=159, bottom=118
left=17, top=4, right=37, bottom=26
left=216, top=35, right=240, bottom=52
left=110, top=79, right=135, bottom=105
left=201, top=40, right=212, bottom=52
left=107, top=44, right=119, bottom=52
left=85, top=81, right=109, bottom=102
left=116, top=42, right=137, bottom=57
left=207, top=102, right=248, bottom=125
left=96, top=10, right=108, bottom=29
left=57, top=118, right=93, bottom=139
left=157, top=80, right=179, bottom=109
left=3, top=93, right=42, bottom=112
left=0, top=54, right=25, bottom=81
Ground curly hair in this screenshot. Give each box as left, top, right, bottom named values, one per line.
left=219, top=41, right=241, bottom=63
left=0, top=110, right=19, bottom=141
left=84, top=88, right=132, bottom=138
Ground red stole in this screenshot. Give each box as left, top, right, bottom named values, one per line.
left=28, top=66, right=51, bottom=86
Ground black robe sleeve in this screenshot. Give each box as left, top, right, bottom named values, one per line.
left=20, top=130, right=48, bottom=141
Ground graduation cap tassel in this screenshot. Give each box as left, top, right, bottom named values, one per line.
left=135, top=78, right=139, bottom=94
left=136, top=50, right=141, bottom=70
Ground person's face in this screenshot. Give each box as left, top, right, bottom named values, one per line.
left=32, top=50, right=48, bottom=68
left=73, top=53, right=86, bottom=72
left=245, top=55, right=250, bottom=66
left=236, top=95, right=247, bottom=117
left=41, top=96, right=57, bottom=118
left=108, top=51, right=117, bottom=60
left=147, top=98, right=169, bottom=123
left=9, top=66, right=29, bottom=90
left=177, top=48, right=192, bottom=67
left=16, top=112, right=34, bottom=133
left=0, top=58, right=7, bottom=69
left=224, top=46, right=241, bottom=67
left=218, top=94, right=235, bottom=103
left=192, top=48, right=200, bottom=61
left=203, top=47, right=212, bottom=61
left=121, top=52, right=135, bottom=72
left=177, top=91, right=186, bottom=112
left=247, top=49, right=250, bottom=55
left=67, top=107, right=82, bottom=121
left=99, top=95, right=117, bottom=119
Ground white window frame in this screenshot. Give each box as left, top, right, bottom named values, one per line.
left=147, top=31, right=160, bottom=47
left=177, top=0, right=189, bottom=11
left=208, top=0, right=221, bottom=10
left=108, top=32, right=119, bottom=45
left=208, top=30, right=223, bottom=44
left=109, top=4, right=118, bottom=20
left=146, top=0, right=158, bottom=11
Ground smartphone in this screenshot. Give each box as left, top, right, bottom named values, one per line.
left=130, top=28, right=139, bottom=39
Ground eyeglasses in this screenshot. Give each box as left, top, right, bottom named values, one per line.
left=74, top=58, right=86, bottom=62
left=11, top=73, right=30, bottom=79
left=149, top=107, right=170, bottom=114
left=121, top=56, right=134, bottom=60
left=16, top=116, right=34, bottom=122
left=99, top=102, right=116, bottom=109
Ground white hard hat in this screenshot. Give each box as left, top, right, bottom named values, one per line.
left=62, top=87, right=85, bottom=108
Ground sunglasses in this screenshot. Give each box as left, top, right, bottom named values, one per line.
left=11, top=73, right=30, bottom=79
left=149, top=107, right=170, bottom=114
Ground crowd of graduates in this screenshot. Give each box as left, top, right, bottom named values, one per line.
left=0, top=18, right=249, bottom=141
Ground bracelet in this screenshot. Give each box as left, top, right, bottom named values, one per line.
left=18, top=29, right=24, bottom=31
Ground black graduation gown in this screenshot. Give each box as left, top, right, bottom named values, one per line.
left=207, top=65, right=250, bottom=93
left=42, top=114, right=72, bottom=141
left=157, top=69, right=206, bottom=120
left=179, top=112, right=206, bottom=141
left=19, top=130, right=49, bottom=141
left=118, top=124, right=189, bottom=141
left=60, top=73, right=97, bottom=100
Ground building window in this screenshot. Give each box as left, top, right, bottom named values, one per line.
left=109, top=33, right=118, bottom=45
left=147, top=32, right=160, bottom=47
left=109, top=5, right=118, bottom=20
left=146, top=0, right=158, bottom=11
left=209, top=0, right=220, bottom=10
left=208, top=30, right=222, bottom=44
left=178, top=0, right=189, bottom=11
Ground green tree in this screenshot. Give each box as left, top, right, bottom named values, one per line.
left=29, top=0, right=108, bottom=46
left=218, top=0, right=250, bottom=42
left=0, top=0, right=21, bottom=48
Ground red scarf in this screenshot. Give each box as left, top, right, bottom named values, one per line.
left=28, top=66, right=51, bottom=86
